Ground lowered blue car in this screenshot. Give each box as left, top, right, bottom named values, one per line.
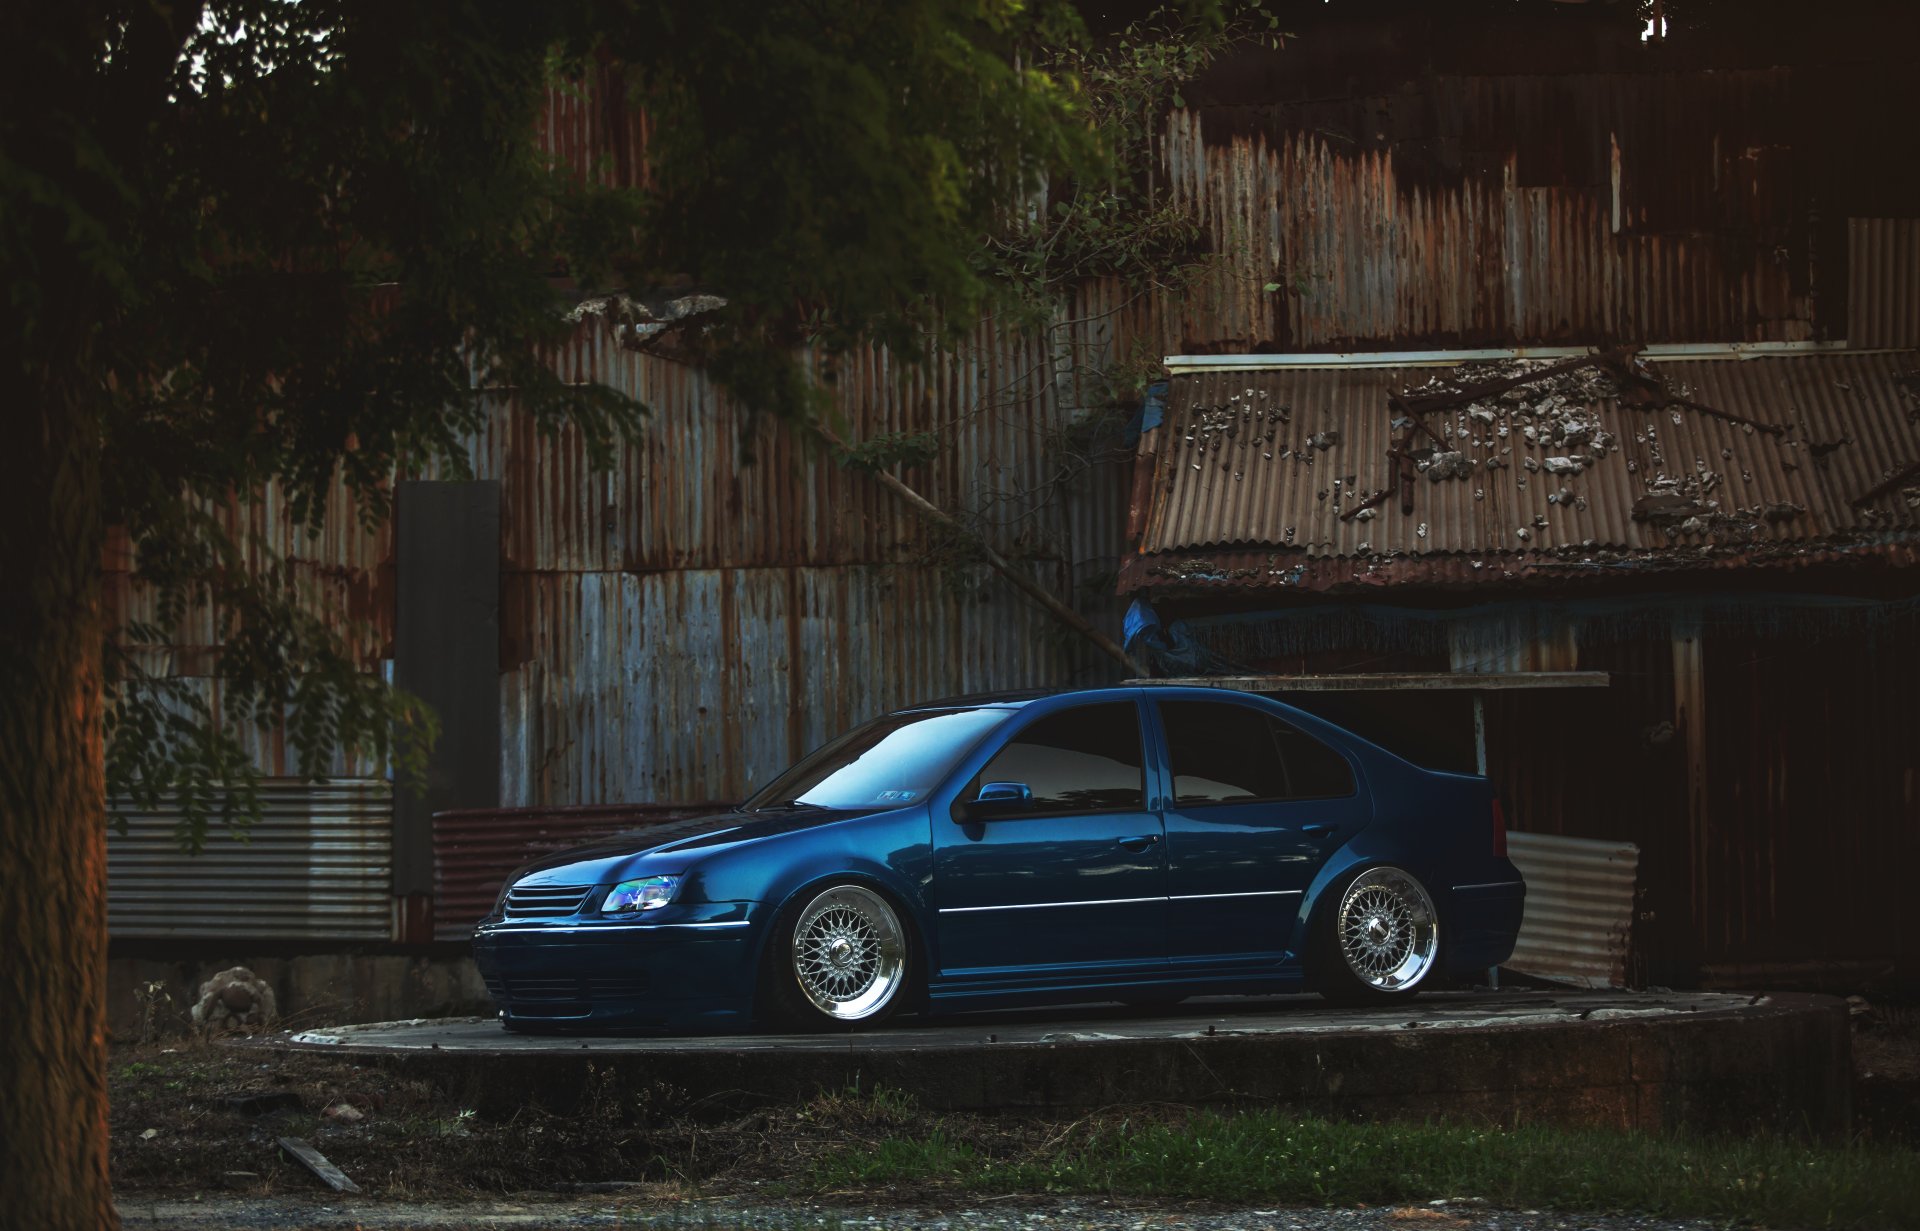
left=472, top=686, right=1524, bottom=1034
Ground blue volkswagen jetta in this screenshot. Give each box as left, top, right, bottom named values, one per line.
left=472, top=686, right=1525, bottom=1033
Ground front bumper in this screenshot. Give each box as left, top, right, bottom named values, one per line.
left=471, top=913, right=762, bottom=1034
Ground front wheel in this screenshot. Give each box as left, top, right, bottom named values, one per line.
left=1312, top=865, right=1440, bottom=1003
left=759, top=882, right=912, bottom=1031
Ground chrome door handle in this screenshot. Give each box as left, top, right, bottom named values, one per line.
left=1118, top=834, right=1161, bottom=852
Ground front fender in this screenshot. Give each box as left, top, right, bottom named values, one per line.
left=681, top=808, right=936, bottom=993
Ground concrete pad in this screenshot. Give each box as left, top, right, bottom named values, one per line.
left=264, top=989, right=1850, bottom=1140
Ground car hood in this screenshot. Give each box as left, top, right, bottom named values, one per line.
left=507, top=807, right=863, bottom=887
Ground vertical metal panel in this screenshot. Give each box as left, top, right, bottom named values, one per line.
left=1504, top=831, right=1640, bottom=989
left=395, top=481, right=501, bottom=896
left=1694, top=624, right=1920, bottom=986
left=1849, top=218, right=1920, bottom=348
left=431, top=802, right=724, bottom=940
left=107, top=781, right=393, bottom=940
left=1479, top=630, right=1687, bottom=987
left=1162, top=68, right=1819, bottom=351
left=497, top=563, right=1089, bottom=807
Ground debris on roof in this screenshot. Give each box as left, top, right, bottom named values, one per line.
left=1127, top=350, right=1920, bottom=594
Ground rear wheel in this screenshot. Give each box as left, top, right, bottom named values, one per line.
left=760, top=882, right=912, bottom=1031
left=1312, top=865, right=1440, bottom=1003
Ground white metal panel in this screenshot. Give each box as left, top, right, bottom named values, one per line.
left=1504, top=830, right=1639, bottom=989
left=108, top=780, right=393, bottom=940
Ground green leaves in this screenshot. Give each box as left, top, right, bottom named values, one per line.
left=6, top=0, right=1175, bottom=844
left=834, top=430, right=945, bottom=475
left=976, top=3, right=1267, bottom=323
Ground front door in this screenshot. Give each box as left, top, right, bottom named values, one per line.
left=932, top=700, right=1168, bottom=983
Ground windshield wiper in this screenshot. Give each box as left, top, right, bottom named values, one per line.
left=753, top=799, right=834, bottom=813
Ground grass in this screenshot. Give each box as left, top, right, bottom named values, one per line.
left=811, top=1109, right=1920, bottom=1229
left=107, top=1041, right=1920, bottom=1228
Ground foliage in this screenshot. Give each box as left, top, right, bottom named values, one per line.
left=979, top=2, right=1287, bottom=326
left=813, top=1109, right=1920, bottom=1229
left=834, top=431, right=945, bottom=475
left=5, top=0, right=1110, bottom=849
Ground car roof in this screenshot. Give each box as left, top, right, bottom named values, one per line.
left=895, top=688, right=1055, bottom=711
left=897, top=683, right=1275, bottom=712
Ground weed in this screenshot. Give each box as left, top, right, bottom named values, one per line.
left=811, top=1110, right=1920, bottom=1230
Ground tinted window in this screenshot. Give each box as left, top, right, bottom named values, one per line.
left=747, top=708, right=1014, bottom=810
left=975, top=703, right=1145, bottom=813
left=1161, top=701, right=1288, bottom=804
left=1272, top=720, right=1356, bottom=798
left=1160, top=701, right=1355, bottom=804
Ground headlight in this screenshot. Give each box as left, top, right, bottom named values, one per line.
left=602, top=875, right=679, bottom=914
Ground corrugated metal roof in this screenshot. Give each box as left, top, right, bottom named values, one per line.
left=1129, top=350, right=1920, bottom=591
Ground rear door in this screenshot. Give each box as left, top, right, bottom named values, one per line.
left=931, top=700, right=1168, bottom=982
left=1153, top=698, right=1364, bottom=968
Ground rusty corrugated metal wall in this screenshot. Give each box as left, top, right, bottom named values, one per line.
left=1850, top=219, right=1920, bottom=348
left=1155, top=28, right=1920, bottom=354
left=473, top=319, right=1132, bottom=806
left=156, top=330, right=1126, bottom=803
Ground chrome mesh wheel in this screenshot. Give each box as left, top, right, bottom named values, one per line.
left=1335, top=866, right=1439, bottom=991
left=790, top=884, right=907, bottom=1020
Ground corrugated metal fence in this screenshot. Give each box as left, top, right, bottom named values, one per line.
left=1505, top=830, right=1640, bottom=988
left=107, top=781, right=393, bottom=941
left=431, top=802, right=727, bottom=940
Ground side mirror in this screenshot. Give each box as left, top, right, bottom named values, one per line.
left=954, top=781, right=1032, bottom=822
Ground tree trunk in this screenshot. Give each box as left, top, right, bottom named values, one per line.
left=0, top=392, right=116, bottom=1230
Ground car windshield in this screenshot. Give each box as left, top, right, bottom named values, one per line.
left=744, top=707, right=1016, bottom=812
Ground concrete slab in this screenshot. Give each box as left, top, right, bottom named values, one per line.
left=264, top=990, right=1851, bottom=1140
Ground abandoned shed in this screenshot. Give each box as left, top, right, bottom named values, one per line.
left=1123, top=346, right=1920, bottom=989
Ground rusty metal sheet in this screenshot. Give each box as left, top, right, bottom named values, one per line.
left=1130, top=350, right=1920, bottom=591
left=1849, top=218, right=1920, bottom=349
left=107, top=780, right=393, bottom=940
left=497, top=564, right=1089, bottom=808
left=1162, top=68, right=1819, bottom=353
left=1504, top=830, right=1640, bottom=989
left=431, top=802, right=725, bottom=940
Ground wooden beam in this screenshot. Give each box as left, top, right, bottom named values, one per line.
left=1123, top=672, right=1611, bottom=692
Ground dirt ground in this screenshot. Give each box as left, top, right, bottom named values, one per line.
left=114, top=1193, right=1740, bottom=1231
left=108, top=999, right=1920, bottom=1210
left=111, top=1037, right=1050, bottom=1200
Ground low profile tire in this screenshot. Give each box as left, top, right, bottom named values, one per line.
left=759, top=881, right=913, bottom=1031
left=1312, top=865, right=1440, bottom=1004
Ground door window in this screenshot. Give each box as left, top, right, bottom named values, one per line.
left=1159, top=701, right=1355, bottom=805
left=972, top=703, right=1145, bottom=814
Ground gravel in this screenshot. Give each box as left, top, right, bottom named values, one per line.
left=117, top=1194, right=1729, bottom=1231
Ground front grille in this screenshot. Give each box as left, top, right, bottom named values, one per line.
left=484, top=972, right=649, bottom=1016
left=504, top=883, right=593, bottom=917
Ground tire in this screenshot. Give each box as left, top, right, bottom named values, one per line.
left=759, top=881, right=913, bottom=1031
left=1311, top=865, right=1441, bottom=1004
